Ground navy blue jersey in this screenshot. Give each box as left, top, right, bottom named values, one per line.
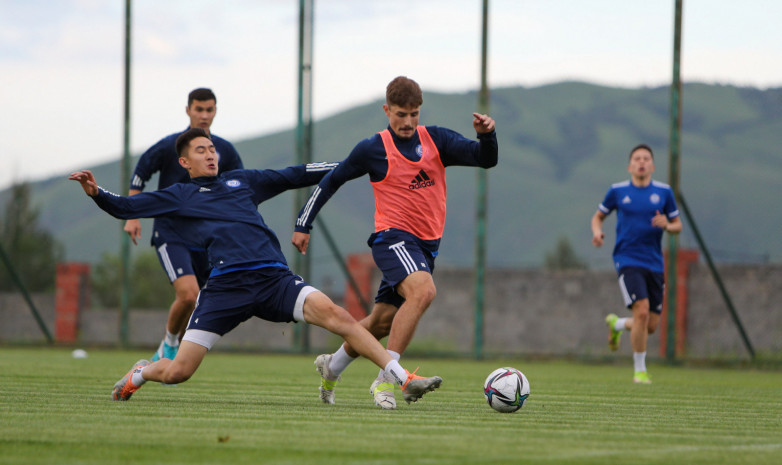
left=130, top=127, right=244, bottom=247
left=294, top=125, right=498, bottom=238
left=598, top=179, right=680, bottom=273
left=130, top=127, right=243, bottom=191
left=93, top=164, right=336, bottom=275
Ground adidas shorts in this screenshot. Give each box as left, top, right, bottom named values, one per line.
left=617, top=266, right=665, bottom=314
left=185, top=267, right=316, bottom=346
left=154, top=241, right=211, bottom=288
left=368, top=229, right=438, bottom=308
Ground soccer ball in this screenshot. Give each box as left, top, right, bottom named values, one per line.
left=483, top=367, right=530, bottom=413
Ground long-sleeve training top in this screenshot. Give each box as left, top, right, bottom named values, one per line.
left=294, top=125, right=498, bottom=238
left=92, top=164, right=336, bottom=276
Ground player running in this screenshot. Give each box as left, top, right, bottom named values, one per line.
left=292, top=76, right=497, bottom=409
left=591, top=143, right=682, bottom=384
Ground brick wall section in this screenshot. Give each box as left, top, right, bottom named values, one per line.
left=54, top=263, right=91, bottom=342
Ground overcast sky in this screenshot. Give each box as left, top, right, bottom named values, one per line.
left=1, top=0, right=781, bottom=191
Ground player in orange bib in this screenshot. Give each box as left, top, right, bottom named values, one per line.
left=292, top=76, right=497, bottom=409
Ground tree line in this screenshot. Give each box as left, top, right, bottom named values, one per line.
left=0, top=182, right=173, bottom=308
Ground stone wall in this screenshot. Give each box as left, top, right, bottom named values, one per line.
left=1, top=264, right=779, bottom=361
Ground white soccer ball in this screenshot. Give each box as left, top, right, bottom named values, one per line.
left=483, top=367, right=530, bottom=413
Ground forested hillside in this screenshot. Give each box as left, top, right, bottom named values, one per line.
left=3, top=82, right=780, bottom=291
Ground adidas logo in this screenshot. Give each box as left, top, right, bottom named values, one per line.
left=409, top=170, right=435, bottom=190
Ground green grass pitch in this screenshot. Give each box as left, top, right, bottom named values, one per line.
left=1, top=347, right=780, bottom=464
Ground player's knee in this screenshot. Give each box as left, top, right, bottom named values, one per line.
left=632, top=302, right=650, bottom=321
left=163, top=364, right=193, bottom=384
left=302, top=291, right=351, bottom=331
left=423, top=285, right=437, bottom=304
left=369, top=319, right=392, bottom=339
left=175, top=288, right=199, bottom=308
left=635, top=312, right=650, bottom=328
left=366, top=307, right=395, bottom=338
left=321, top=303, right=355, bottom=329
left=409, top=284, right=437, bottom=307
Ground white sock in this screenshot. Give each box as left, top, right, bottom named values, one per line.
left=384, top=359, right=408, bottom=386
left=633, top=352, right=647, bottom=373
left=164, top=330, right=179, bottom=347
left=615, top=318, right=629, bottom=332
left=131, top=366, right=147, bottom=386
left=378, top=350, right=401, bottom=379
left=328, top=345, right=356, bottom=378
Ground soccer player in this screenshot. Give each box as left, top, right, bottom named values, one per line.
left=124, top=88, right=243, bottom=363
left=292, top=76, right=497, bottom=409
left=590, top=143, right=682, bottom=384
left=70, top=128, right=442, bottom=404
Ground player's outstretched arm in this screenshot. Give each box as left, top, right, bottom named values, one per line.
left=70, top=171, right=180, bottom=221
left=68, top=170, right=99, bottom=197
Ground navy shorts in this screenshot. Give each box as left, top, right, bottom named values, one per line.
left=617, top=266, right=665, bottom=314
left=155, top=241, right=211, bottom=288
left=369, top=229, right=437, bottom=308
left=186, top=267, right=314, bottom=337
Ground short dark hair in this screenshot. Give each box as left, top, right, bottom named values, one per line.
left=188, top=88, right=216, bottom=106
left=386, top=76, right=423, bottom=108
left=176, top=127, right=210, bottom=157
left=629, top=143, right=654, bottom=160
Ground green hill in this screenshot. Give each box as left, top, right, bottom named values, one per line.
left=3, top=82, right=780, bottom=288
